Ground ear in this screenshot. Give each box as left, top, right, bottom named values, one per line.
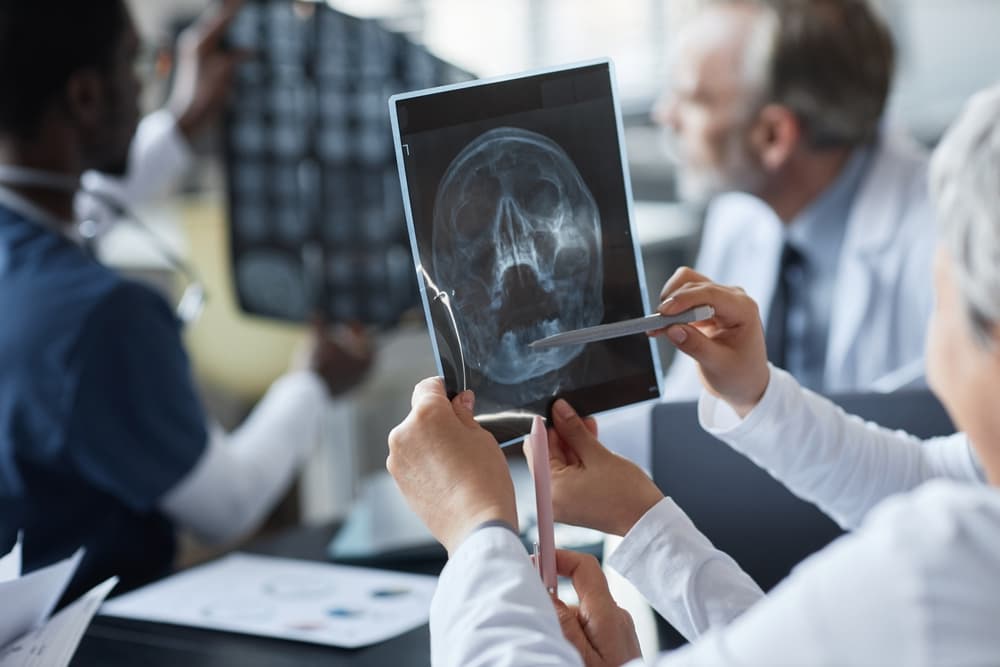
left=748, top=103, right=801, bottom=172
left=64, top=69, right=106, bottom=131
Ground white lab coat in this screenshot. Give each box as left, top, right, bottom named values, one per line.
left=665, top=130, right=937, bottom=399
left=597, top=131, right=937, bottom=470
left=430, top=368, right=1000, bottom=666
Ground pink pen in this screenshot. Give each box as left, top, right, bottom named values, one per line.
left=529, top=415, right=558, bottom=594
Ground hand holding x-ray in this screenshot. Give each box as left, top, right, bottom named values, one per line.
left=392, top=61, right=665, bottom=445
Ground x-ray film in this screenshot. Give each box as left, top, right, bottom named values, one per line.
left=390, top=61, right=663, bottom=446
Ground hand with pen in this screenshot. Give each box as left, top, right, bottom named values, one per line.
left=522, top=268, right=772, bottom=664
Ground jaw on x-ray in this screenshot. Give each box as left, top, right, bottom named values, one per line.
left=431, top=127, right=604, bottom=404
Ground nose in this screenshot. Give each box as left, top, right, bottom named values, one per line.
left=497, top=196, right=534, bottom=268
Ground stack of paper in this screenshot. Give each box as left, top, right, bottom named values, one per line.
left=0, top=537, right=116, bottom=667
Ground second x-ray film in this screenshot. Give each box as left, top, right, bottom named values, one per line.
left=390, top=61, right=662, bottom=445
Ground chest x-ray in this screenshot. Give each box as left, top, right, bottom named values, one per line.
left=392, top=61, right=662, bottom=445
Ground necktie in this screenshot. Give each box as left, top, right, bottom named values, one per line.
left=765, top=242, right=805, bottom=371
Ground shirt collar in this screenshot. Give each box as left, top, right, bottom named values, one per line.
left=786, top=145, right=874, bottom=266
left=0, top=184, right=83, bottom=245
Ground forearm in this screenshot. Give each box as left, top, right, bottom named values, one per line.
left=80, top=110, right=193, bottom=206
left=431, top=527, right=583, bottom=667
left=608, top=498, right=764, bottom=642
left=160, top=371, right=328, bottom=543
left=700, top=366, right=980, bottom=530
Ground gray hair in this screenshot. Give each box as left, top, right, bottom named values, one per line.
left=730, top=0, right=895, bottom=149
left=930, top=84, right=1000, bottom=347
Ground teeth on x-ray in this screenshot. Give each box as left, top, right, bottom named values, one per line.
left=431, top=127, right=604, bottom=385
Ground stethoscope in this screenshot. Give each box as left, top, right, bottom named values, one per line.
left=0, top=165, right=207, bottom=324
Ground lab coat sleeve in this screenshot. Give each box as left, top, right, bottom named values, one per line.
left=607, top=497, right=764, bottom=642
left=432, top=484, right=1000, bottom=666
left=431, top=527, right=584, bottom=667
left=699, top=365, right=983, bottom=530
left=159, top=371, right=330, bottom=544
left=81, top=110, right=194, bottom=205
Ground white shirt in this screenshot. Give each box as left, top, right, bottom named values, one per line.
left=432, top=368, right=1000, bottom=665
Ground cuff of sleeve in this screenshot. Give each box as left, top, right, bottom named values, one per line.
left=437, top=526, right=529, bottom=594
left=697, top=365, right=797, bottom=451
left=607, top=496, right=695, bottom=578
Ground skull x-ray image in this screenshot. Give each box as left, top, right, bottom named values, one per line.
left=393, top=62, right=662, bottom=445
left=432, top=127, right=604, bottom=392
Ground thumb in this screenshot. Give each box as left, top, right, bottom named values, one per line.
left=451, top=391, right=479, bottom=429
left=551, top=399, right=601, bottom=458
left=551, top=598, right=589, bottom=651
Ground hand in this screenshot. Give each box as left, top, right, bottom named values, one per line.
left=167, top=0, right=251, bottom=141
left=387, top=380, right=518, bottom=555
left=524, top=399, right=663, bottom=537
left=292, top=318, right=375, bottom=397
left=652, top=267, right=770, bottom=417
left=551, top=550, right=642, bottom=667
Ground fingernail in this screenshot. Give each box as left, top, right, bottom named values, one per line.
left=554, top=399, right=575, bottom=419
left=460, top=391, right=475, bottom=411
left=659, top=297, right=678, bottom=315
left=667, top=326, right=687, bottom=345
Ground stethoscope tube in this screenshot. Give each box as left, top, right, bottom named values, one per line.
left=0, top=165, right=207, bottom=324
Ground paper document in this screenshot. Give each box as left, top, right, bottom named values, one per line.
left=0, top=546, right=82, bottom=650
left=0, top=578, right=117, bottom=667
left=0, top=538, right=20, bottom=583
left=101, top=553, right=438, bottom=649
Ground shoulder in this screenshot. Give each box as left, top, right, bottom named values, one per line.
left=867, top=130, right=932, bottom=204
left=699, top=193, right=780, bottom=263
left=85, top=279, right=179, bottom=336
left=861, top=481, right=1000, bottom=575
left=703, top=192, right=776, bottom=235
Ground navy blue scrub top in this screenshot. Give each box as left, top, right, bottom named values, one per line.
left=0, top=203, right=207, bottom=601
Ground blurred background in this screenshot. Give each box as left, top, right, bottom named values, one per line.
left=111, top=0, right=1000, bottom=547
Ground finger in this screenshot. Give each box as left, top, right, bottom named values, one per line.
left=450, top=391, right=479, bottom=429
left=658, top=283, right=757, bottom=328
left=582, top=416, right=598, bottom=438
left=546, top=428, right=580, bottom=470
left=659, top=266, right=712, bottom=302
left=410, top=376, right=447, bottom=410
left=551, top=598, right=590, bottom=654
left=555, top=550, right=617, bottom=609
left=658, top=323, right=728, bottom=369
left=551, top=399, right=601, bottom=458
left=194, top=0, right=246, bottom=51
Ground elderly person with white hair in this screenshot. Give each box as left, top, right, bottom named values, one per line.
left=385, top=83, right=1000, bottom=666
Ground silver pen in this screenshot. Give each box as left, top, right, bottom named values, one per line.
left=529, top=305, right=715, bottom=349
